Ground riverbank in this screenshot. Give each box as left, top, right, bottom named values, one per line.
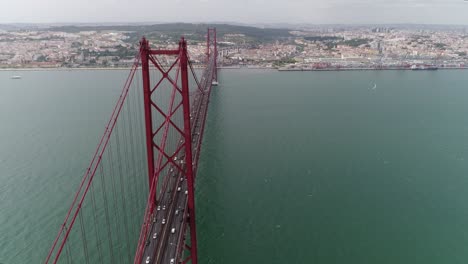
left=1, top=66, right=467, bottom=72
left=0, top=67, right=133, bottom=71
left=278, top=66, right=468, bottom=72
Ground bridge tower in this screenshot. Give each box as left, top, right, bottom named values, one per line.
left=207, top=28, right=218, bottom=83
left=45, top=28, right=217, bottom=264
left=138, top=37, right=199, bottom=264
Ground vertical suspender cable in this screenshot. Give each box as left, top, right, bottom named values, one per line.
left=107, top=137, right=122, bottom=263
left=114, top=122, right=132, bottom=263
left=89, top=183, right=104, bottom=263
left=78, top=210, right=90, bottom=264
left=135, top=70, right=147, bottom=205
left=99, top=160, right=115, bottom=263
left=64, top=229, right=72, bottom=264
left=126, top=83, right=140, bottom=242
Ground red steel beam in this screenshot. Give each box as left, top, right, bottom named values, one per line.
left=150, top=50, right=179, bottom=55
left=140, top=37, right=155, bottom=187
left=213, top=28, right=218, bottom=82
left=180, top=37, right=198, bottom=264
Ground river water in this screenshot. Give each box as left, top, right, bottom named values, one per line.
left=1, top=69, right=468, bottom=263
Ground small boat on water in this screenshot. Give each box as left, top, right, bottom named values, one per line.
left=411, top=65, right=438, bottom=71
left=10, top=75, right=22, bottom=79
left=211, top=80, right=219, bottom=86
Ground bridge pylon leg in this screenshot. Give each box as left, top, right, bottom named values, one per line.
left=180, top=38, right=198, bottom=264
left=207, top=28, right=218, bottom=83
left=140, top=37, right=155, bottom=190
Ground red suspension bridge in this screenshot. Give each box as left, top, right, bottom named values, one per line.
left=45, top=28, right=218, bottom=264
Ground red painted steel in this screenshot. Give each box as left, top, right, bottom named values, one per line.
left=214, top=28, right=218, bottom=82
left=207, top=28, right=218, bottom=82
left=134, top=32, right=218, bottom=263
left=150, top=50, right=179, bottom=55
left=140, top=38, right=155, bottom=187
left=180, top=38, right=198, bottom=264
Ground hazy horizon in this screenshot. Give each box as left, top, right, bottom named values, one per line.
left=1, top=0, right=467, bottom=25
left=1, top=21, right=467, bottom=30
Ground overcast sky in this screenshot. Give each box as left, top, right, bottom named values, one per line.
left=1, top=0, right=467, bottom=25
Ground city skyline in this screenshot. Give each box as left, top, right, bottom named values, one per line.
left=1, top=0, right=467, bottom=25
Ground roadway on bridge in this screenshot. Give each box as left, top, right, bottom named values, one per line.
left=141, top=69, right=213, bottom=264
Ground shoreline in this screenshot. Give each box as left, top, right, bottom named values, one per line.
left=277, top=67, right=468, bottom=72
left=0, top=67, right=133, bottom=71
left=0, top=66, right=467, bottom=72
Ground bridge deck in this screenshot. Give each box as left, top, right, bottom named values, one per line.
left=142, top=63, right=214, bottom=264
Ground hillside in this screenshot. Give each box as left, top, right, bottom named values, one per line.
left=48, top=23, right=292, bottom=44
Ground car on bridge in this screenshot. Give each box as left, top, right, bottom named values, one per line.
left=145, top=256, right=151, bottom=264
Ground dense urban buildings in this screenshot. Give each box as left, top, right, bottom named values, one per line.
left=0, top=24, right=467, bottom=70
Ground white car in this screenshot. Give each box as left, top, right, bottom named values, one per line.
left=146, top=256, right=150, bottom=264
left=153, top=232, right=157, bottom=239
left=162, top=218, right=166, bottom=225
left=162, top=205, right=166, bottom=210
left=157, top=205, right=161, bottom=211
left=170, top=258, right=175, bottom=264
left=175, top=210, right=179, bottom=215
left=185, top=190, right=188, bottom=195
left=171, top=228, right=176, bottom=234
left=177, top=187, right=181, bottom=192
